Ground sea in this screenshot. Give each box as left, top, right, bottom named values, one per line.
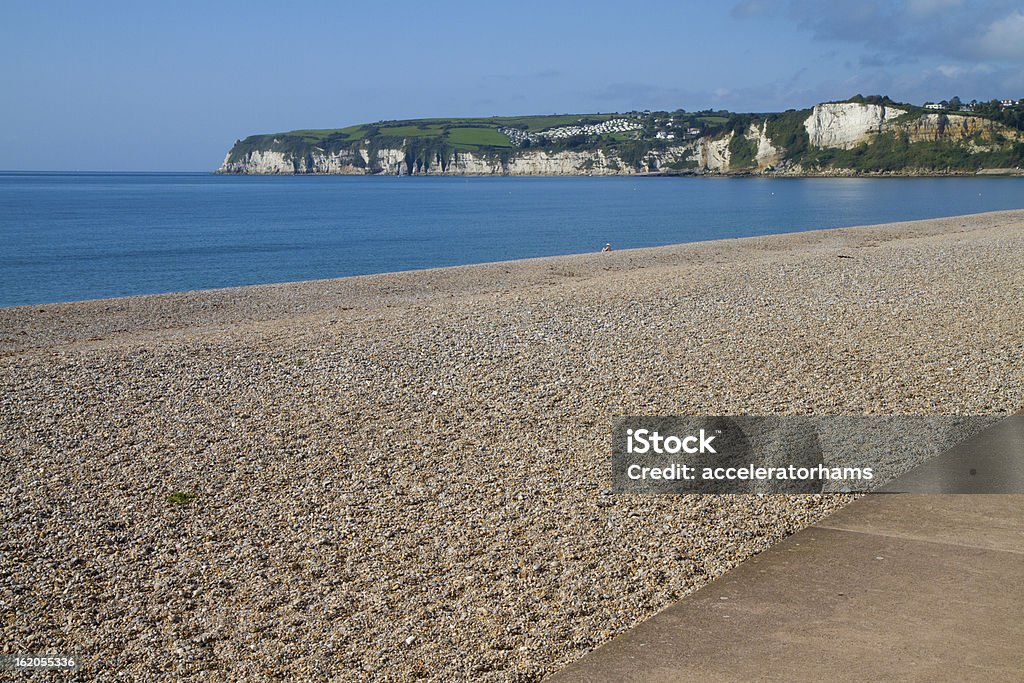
left=2, top=172, right=1023, bottom=308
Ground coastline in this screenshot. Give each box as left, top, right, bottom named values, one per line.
left=4, top=209, right=1023, bottom=354
left=2, top=210, right=1023, bottom=679
left=212, top=168, right=1024, bottom=177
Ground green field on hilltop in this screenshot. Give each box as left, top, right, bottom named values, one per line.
left=274, top=114, right=619, bottom=145
left=446, top=127, right=514, bottom=148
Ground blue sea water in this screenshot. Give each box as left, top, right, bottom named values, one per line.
left=1, top=172, right=1023, bottom=308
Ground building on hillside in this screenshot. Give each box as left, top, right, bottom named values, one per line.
left=924, top=103, right=944, bottom=110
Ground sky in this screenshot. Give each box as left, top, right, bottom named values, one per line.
left=2, top=0, right=1023, bottom=171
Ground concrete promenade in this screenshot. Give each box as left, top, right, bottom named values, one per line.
left=552, top=417, right=1024, bottom=682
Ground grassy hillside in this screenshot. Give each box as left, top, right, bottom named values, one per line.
left=228, top=114, right=625, bottom=161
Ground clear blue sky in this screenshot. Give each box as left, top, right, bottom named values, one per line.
left=2, top=0, right=1022, bottom=170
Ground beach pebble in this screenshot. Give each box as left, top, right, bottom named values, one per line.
left=1, top=211, right=1022, bottom=680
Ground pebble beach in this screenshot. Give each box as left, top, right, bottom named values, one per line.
left=2, top=210, right=1023, bottom=680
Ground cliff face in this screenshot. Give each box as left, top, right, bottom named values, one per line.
left=802, top=103, right=1023, bottom=149
left=218, top=149, right=302, bottom=174
left=220, top=144, right=702, bottom=176
left=752, top=121, right=783, bottom=169
left=902, top=113, right=1017, bottom=143
left=804, top=103, right=907, bottom=149
left=689, top=135, right=731, bottom=171
left=218, top=102, right=1024, bottom=175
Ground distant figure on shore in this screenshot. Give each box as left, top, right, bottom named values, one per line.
left=602, top=243, right=612, bottom=252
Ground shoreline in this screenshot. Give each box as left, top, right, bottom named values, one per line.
left=2, top=210, right=1023, bottom=679
left=212, top=168, right=1024, bottom=177
left=3, top=209, right=1024, bottom=354
left=3, top=207, right=1023, bottom=312
left=5, top=169, right=1022, bottom=177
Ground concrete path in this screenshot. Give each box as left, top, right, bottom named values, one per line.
left=552, top=417, right=1024, bottom=682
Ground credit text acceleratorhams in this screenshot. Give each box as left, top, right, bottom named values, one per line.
left=626, top=463, right=875, bottom=482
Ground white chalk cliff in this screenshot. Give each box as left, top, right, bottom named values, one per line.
left=751, top=121, right=783, bottom=169
left=219, top=145, right=700, bottom=176
left=803, top=102, right=907, bottom=150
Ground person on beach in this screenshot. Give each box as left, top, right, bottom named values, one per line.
left=602, top=243, right=612, bottom=252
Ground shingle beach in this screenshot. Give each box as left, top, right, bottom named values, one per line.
left=2, top=211, right=1022, bottom=680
